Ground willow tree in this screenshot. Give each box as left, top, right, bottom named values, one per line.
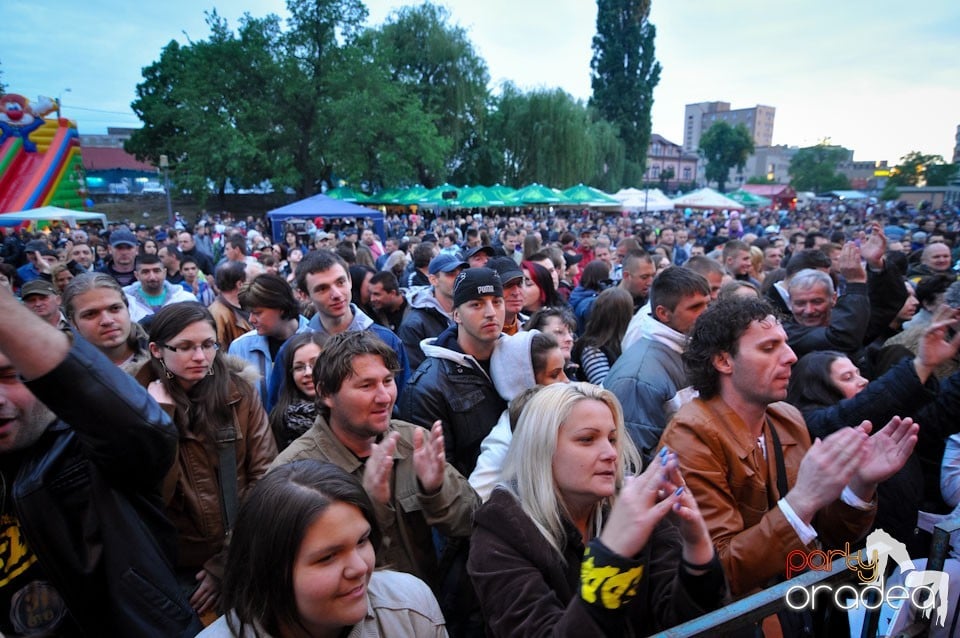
left=589, top=0, right=661, bottom=186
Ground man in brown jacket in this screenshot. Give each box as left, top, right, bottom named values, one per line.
left=659, top=297, right=918, bottom=599
left=269, top=330, right=479, bottom=591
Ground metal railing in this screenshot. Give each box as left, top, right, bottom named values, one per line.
left=649, top=517, right=960, bottom=638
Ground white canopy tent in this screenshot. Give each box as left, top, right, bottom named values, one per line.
left=671, top=188, right=745, bottom=211
left=613, top=188, right=675, bottom=212
left=0, top=206, right=108, bottom=227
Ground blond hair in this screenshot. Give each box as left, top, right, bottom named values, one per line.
left=499, top=382, right=640, bottom=557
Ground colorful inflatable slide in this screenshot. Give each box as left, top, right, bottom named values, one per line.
left=0, top=93, right=86, bottom=214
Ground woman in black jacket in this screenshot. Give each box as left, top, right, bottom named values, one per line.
left=786, top=306, right=960, bottom=552
left=468, top=383, right=725, bottom=637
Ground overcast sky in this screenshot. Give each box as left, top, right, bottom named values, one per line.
left=5, top=0, right=959, bottom=166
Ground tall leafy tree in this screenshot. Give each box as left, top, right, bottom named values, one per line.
left=127, top=11, right=281, bottom=205
left=367, top=3, right=489, bottom=185
left=325, top=46, right=450, bottom=191
left=587, top=115, right=626, bottom=193
left=889, top=151, right=959, bottom=187
left=589, top=0, right=661, bottom=182
left=699, top=122, right=754, bottom=192
left=788, top=144, right=851, bottom=193
left=486, top=84, right=614, bottom=188
left=272, top=0, right=369, bottom=195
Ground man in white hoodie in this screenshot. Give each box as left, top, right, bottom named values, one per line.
left=604, top=267, right=710, bottom=460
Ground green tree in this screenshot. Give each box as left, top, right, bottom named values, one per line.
left=879, top=180, right=900, bottom=201
left=487, top=84, right=612, bottom=188
left=367, top=3, right=489, bottom=185
left=127, top=11, right=280, bottom=205
left=325, top=46, right=450, bottom=191
left=889, top=151, right=959, bottom=187
left=788, top=144, right=851, bottom=193
left=658, top=166, right=674, bottom=189
left=270, top=0, right=369, bottom=195
left=586, top=115, right=626, bottom=193
left=699, top=122, right=754, bottom=192
left=589, top=0, right=661, bottom=177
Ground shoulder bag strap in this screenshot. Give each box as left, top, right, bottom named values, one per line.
left=215, top=425, right=239, bottom=533
left=765, top=416, right=789, bottom=503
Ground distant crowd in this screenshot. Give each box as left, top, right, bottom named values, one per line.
left=1, top=194, right=960, bottom=637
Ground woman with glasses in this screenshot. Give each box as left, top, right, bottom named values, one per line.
left=268, top=332, right=329, bottom=450
left=134, top=302, right=278, bottom=624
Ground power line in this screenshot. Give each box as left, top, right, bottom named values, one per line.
left=64, top=105, right=138, bottom=116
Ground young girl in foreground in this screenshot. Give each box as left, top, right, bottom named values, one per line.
left=200, top=460, right=447, bottom=637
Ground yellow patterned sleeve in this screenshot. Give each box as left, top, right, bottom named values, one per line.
left=580, top=541, right=644, bottom=610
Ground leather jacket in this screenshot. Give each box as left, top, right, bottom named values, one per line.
left=397, top=327, right=506, bottom=477
left=19, top=337, right=202, bottom=636
left=135, top=356, right=277, bottom=577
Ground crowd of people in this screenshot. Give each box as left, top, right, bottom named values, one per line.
left=0, top=195, right=959, bottom=636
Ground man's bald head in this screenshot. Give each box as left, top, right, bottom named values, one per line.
left=921, top=242, right=952, bottom=273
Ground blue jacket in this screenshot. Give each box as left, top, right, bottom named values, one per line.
left=228, top=315, right=312, bottom=399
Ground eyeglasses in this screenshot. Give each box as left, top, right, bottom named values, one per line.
left=161, top=341, right=220, bottom=355
left=292, top=362, right=315, bottom=375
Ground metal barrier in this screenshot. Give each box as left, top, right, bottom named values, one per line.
left=649, top=517, right=960, bottom=638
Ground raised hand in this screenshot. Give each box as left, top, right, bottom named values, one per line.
left=838, top=242, right=867, bottom=284
left=786, top=426, right=870, bottom=523
left=363, top=431, right=399, bottom=505
left=915, top=305, right=960, bottom=380
left=859, top=222, right=887, bottom=269
left=599, top=450, right=685, bottom=558
left=413, top=421, right=446, bottom=495
left=849, top=417, right=919, bottom=498
left=660, top=449, right=715, bottom=566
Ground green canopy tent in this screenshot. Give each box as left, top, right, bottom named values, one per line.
left=418, top=183, right=462, bottom=207
left=561, top=183, right=620, bottom=207
left=506, top=183, right=563, bottom=205
left=727, top=189, right=772, bottom=207
left=487, top=184, right=517, bottom=202
left=365, top=187, right=407, bottom=205
left=325, top=186, right=369, bottom=203
left=453, top=186, right=507, bottom=208
left=395, top=185, right=430, bottom=206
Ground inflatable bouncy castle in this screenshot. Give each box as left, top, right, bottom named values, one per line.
left=0, top=93, right=87, bottom=213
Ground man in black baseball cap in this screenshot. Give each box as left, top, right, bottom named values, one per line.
left=487, top=257, right=525, bottom=335
left=464, top=245, right=495, bottom=269
left=399, top=267, right=507, bottom=477
left=15, top=239, right=51, bottom=284
left=98, top=228, right=140, bottom=287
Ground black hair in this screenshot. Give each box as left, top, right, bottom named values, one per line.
left=222, top=460, right=382, bottom=637
left=683, top=297, right=777, bottom=399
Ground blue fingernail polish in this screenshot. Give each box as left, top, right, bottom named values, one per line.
left=659, top=447, right=668, bottom=458
left=675, top=486, right=684, bottom=496
left=660, top=453, right=668, bottom=466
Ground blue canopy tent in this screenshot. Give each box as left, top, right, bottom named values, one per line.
left=265, top=194, right=384, bottom=241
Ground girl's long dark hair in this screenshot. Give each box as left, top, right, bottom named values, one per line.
left=572, top=287, right=634, bottom=363
left=268, top=332, right=329, bottom=443
left=146, top=302, right=247, bottom=437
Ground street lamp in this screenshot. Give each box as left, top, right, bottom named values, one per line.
left=159, top=154, right=174, bottom=226
left=56, top=88, right=71, bottom=119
